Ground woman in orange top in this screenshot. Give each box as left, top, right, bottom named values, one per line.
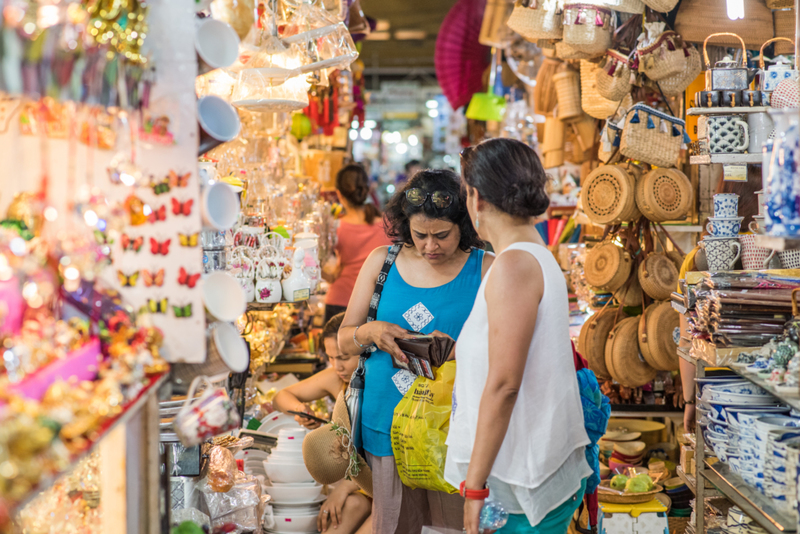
left=324, top=164, right=391, bottom=322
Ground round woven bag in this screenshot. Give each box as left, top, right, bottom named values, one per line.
left=605, top=316, right=657, bottom=388
left=615, top=273, right=642, bottom=307
left=634, top=168, right=692, bottom=222
left=578, top=306, right=619, bottom=380
left=585, top=242, right=632, bottom=292
left=581, top=165, right=640, bottom=225
left=638, top=301, right=680, bottom=371
left=667, top=250, right=685, bottom=271
left=553, top=68, right=582, bottom=122
left=642, top=0, right=678, bottom=12
left=507, top=0, right=563, bottom=42
left=638, top=253, right=678, bottom=301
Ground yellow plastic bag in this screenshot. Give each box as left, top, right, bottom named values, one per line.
left=390, top=361, right=458, bottom=494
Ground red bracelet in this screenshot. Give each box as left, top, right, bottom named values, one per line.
left=460, top=481, right=490, bottom=500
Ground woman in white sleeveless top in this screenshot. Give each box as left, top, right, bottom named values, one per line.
left=445, top=138, right=591, bottom=534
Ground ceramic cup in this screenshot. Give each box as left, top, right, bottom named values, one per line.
left=714, top=193, right=740, bottom=218
left=701, top=237, right=741, bottom=271
left=739, top=234, right=776, bottom=270
left=709, top=115, right=749, bottom=154
left=706, top=217, right=744, bottom=237
left=256, top=278, right=282, bottom=303
left=195, top=18, right=240, bottom=75
left=742, top=90, right=763, bottom=107
left=202, top=181, right=240, bottom=230
left=747, top=113, right=774, bottom=154
left=779, top=249, right=800, bottom=269
left=749, top=217, right=767, bottom=234
left=697, top=90, right=721, bottom=107
left=721, top=90, right=742, bottom=107
left=202, top=271, right=246, bottom=321
left=197, top=96, right=241, bottom=156
left=174, top=375, right=241, bottom=447
left=208, top=322, right=249, bottom=373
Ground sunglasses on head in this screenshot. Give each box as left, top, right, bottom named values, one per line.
left=405, top=188, right=453, bottom=209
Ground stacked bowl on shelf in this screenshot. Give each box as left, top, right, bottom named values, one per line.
left=263, top=428, right=324, bottom=534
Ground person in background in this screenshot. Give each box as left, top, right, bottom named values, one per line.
left=272, top=313, right=372, bottom=534
left=395, top=159, right=424, bottom=187
left=450, top=139, right=590, bottom=534
left=323, top=164, right=391, bottom=323
left=338, top=169, right=493, bottom=534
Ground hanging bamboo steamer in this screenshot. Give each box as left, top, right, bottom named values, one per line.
left=578, top=307, right=619, bottom=380
left=605, top=316, right=657, bottom=388
left=638, top=253, right=678, bottom=301
left=634, top=168, right=692, bottom=223
left=639, top=301, right=680, bottom=371
left=615, top=273, right=643, bottom=308
left=585, top=242, right=632, bottom=292
left=581, top=165, right=640, bottom=225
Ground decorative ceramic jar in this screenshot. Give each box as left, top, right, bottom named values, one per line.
left=255, top=259, right=283, bottom=304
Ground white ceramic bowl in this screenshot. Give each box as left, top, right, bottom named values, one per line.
left=236, top=449, right=269, bottom=461
left=264, top=482, right=323, bottom=504
left=260, top=413, right=302, bottom=434
left=278, top=428, right=308, bottom=440
left=269, top=451, right=305, bottom=462
left=264, top=460, right=315, bottom=484
left=271, top=513, right=318, bottom=533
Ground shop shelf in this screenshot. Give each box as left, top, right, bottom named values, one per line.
left=753, top=235, right=800, bottom=251
left=702, top=460, right=796, bottom=534
left=687, top=106, right=770, bottom=116
left=690, top=153, right=763, bottom=165
left=727, top=367, right=800, bottom=412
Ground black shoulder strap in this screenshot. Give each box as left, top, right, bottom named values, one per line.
left=366, top=244, right=401, bottom=323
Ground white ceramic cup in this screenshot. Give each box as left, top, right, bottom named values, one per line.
left=197, top=96, right=241, bottom=156
left=747, top=112, right=774, bottom=154
left=211, top=321, right=249, bottom=373
left=196, top=18, right=240, bottom=75
left=203, top=271, right=246, bottom=321
left=202, top=181, right=240, bottom=230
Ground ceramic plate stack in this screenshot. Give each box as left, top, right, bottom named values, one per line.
left=238, top=448, right=269, bottom=484
left=264, top=428, right=323, bottom=534
left=754, top=417, right=800, bottom=499
left=259, top=412, right=303, bottom=434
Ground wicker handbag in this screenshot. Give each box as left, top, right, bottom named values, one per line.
left=638, top=253, right=678, bottom=301
left=642, top=0, right=678, bottom=12
left=562, top=4, right=614, bottom=57
left=605, top=316, right=657, bottom=388
left=620, top=103, right=686, bottom=168
left=507, top=0, right=563, bottom=42
left=555, top=41, right=600, bottom=60
left=638, top=301, right=680, bottom=372
left=616, top=272, right=643, bottom=307
left=553, top=66, right=583, bottom=122
left=596, top=50, right=633, bottom=101
left=583, top=0, right=643, bottom=14
left=580, top=60, right=623, bottom=119
left=585, top=241, right=632, bottom=292
left=581, top=164, right=640, bottom=225
left=637, top=30, right=687, bottom=82
left=578, top=306, right=619, bottom=380
left=657, top=45, right=701, bottom=97
left=634, top=168, right=693, bottom=223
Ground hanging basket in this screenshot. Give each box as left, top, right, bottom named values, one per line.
left=578, top=0, right=643, bottom=13
left=596, top=50, right=633, bottom=101
left=507, top=0, right=563, bottom=42
left=562, top=4, right=614, bottom=57
left=555, top=41, right=602, bottom=61
left=580, top=60, right=623, bottom=120
left=534, top=57, right=562, bottom=114
left=766, top=0, right=793, bottom=8
left=585, top=242, right=633, bottom=292
left=634, top=168, right=693, bottom=223
left=620, top=103, right=685, bottom=168
left=542, top=115, right=567, bottom=153
left=667, top=250, right=685, bottom=270
left=553, top=67, right=583, bottom=122
left=579, top=306, right=620, bottom=380
left=639, top=301, right=680, bottom=371
left=642, top=0, right=678, bottom=12
left=656, top=45, right=701, bottom=97
left=544, top=149, right=565, bottom=168
left=605, top=316, right=657, bottom=388
left=638, top=253, right=678, bottom=301
left=616, top=273, right=643, bottom=307
left=581, top=164, right=640, bottom=225
left=637, top=31, right=687, bottom=82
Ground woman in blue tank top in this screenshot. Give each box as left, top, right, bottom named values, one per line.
left=339, top=169, right=493, bottom=534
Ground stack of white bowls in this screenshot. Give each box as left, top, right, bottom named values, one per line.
left=263, top=428, right=324, bottom=534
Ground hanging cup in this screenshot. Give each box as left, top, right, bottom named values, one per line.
left=197, top=96, right=241, bottom=156
left=196, top=18, right=240, bottom=75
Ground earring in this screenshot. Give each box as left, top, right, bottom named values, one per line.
left=475, top=216, right=480, bottom=230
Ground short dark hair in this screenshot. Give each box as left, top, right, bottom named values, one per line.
left=322, top=312, right=345, bottom=340
left=405, top=160, right=422, bottom=174
left=384, top=169, right=482, bottom=252
left=461, top=138, right=550, bottom=218
left=336, top=164, right=380, bottom=224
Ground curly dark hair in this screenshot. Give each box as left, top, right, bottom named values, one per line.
left=384, top=169, right=483, bottom=252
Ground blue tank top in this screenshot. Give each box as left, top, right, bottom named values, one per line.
left=362, top=248, right=486, bottom=457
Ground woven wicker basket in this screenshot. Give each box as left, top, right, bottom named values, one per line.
left=598, top=121, right=622, bottom=164
left=542, top=115, right=566, bottom=152
left=638, top=253, right=678, bottom=301
left=616, top=273, right=643, bottom=307
left=605, top=317, right=658, bottom=388
left=585, top=242, right=632, bottom=292
left=634, top=168, right=692, bottom=223
left=554, top=67, right=583, bottom=122
left=603, top=0, right=645, bottom=13
left=668, top=516, right=691, bottom=534
left=563, top=4, right=613, bottom=56
left=534, top=57, right=562, bottom=114
left=580, top=60, right=622, bottom=120
left=667, top=250, right=684, bottom=270
left=637, top=31, right=686, bottom=82
left=620, top=104, right=684, bottom=168
left=599, top=481, right=664, bottom=503
left=774, top=9, right=796, bottom=55
left=578, top=306, right=619, bottom=380
left=766, top=0, right=793, bottom=8
left=596, top=50, right=632, bottom=101
left=639, top=301, right=680, bottom=371
left=544, top=149, right=565, bottom=168
left=507, top=0, right=563, bottom=42
left=479, top=0, right=515, bottom=48
left=642, top=0, right=678, bottom=12
left=581, top=165, right=640, bottom=225
left=657, top=45, right=701, bottom=97
left=555, top=41, right=603, bottom=61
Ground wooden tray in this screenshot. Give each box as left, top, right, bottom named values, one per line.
left=598, top=481, right=664, bottom=504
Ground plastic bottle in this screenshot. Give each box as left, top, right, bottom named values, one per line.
left=480, top=499, right=509, bottom=531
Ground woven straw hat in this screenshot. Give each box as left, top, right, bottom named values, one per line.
left=578, top=306, right=620, bottom=380
left=638, top=301, right=680, bottom=371
left=302, top=392, right=373, bottom=497
left=634, top=168, right=692, bottom=223
left=605, top=316, right=657, bottom=388
left=585, top=242, right=632, bottom=293
left=638, top=253, right=678, bottom=301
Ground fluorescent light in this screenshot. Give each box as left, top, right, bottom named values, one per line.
left=726, top=0, right=744, bottom=19
left=425, top=100, right=438, bottom=109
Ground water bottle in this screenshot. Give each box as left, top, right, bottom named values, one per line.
left=479, top=499, right=509, bottom=531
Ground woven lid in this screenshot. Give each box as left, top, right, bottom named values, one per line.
left=585, top=242, right=632, bottom=292
left=302, top=392, right=373, bottom=497
left=578, top=306, right=620, bottom=380
left=634, top=168, right=692, bottom=223
left=606, top=316, right=657, bottom=388
left=638, top=301, right=680, bottom=371
left=581, top=165, right=637, bottom=225
left=638, top=254, right=678, bottom=301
